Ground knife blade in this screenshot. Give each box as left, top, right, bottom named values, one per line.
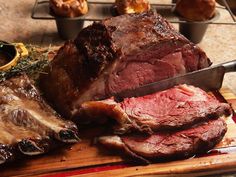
left=115, top=60, right=236, bottom=100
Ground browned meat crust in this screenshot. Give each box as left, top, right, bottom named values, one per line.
left=0, top=74, right=79, bottom=164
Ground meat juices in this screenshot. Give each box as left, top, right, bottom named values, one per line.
left=0, top=74, right=79, bottom=164
left=39, top=11, right=211, bottom=121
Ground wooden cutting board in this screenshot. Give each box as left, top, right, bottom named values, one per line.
left=1, top=88, right=236, bottom=177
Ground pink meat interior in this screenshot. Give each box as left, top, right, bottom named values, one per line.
left=119, top=85, right=219, bottom=127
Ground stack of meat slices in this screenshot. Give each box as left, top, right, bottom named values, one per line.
left=80, top=85, right=232, bottom=163
left=0, top=74, right=79, bottom=165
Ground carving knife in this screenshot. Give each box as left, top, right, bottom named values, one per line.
left=116, top=60, right=236, bottom=99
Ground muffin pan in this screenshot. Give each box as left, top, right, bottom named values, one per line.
left=32, top=0, right=236, bottom=42
left=32, top=0, right=236, bottom=23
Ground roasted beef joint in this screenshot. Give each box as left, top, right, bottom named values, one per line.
left=39, top=11, right=212, bottom=121
left=0, top=75, right=79, bottom=165
left=80, top=85, right=231, bottom=134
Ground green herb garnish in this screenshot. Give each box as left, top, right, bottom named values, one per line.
left=0, top=45, right=54, bottom=82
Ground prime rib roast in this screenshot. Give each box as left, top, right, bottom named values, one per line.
left=0, top=74, right=79, bottom=165
left=99, top=118, right=227, bottom=163
left=39, top=11, right=212, bottom=121
left=80, top=85, right=231, bottom=134
left=0, top=9, right=230, bottom=167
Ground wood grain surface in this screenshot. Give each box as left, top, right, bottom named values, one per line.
left=1, top=88, right=236, bottom=177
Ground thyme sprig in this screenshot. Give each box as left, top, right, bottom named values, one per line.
left=0, top=45, right=53, bottom=82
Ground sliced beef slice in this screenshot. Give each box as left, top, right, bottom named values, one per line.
left=99, top=118, right=227, bottom=163
left=0, top=74, right=80, bottom=164
left=39, top=11, right=211, bottom=121
left=80, top=85, right=231, bottom=134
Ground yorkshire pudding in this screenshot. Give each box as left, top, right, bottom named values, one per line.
left=50, top=0, right=88, bottom=18
left=175, top=0, right=216, bottom=21
left=115, top=0, right=151, bottom=15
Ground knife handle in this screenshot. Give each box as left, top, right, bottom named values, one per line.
left=222, top=60, right=236, bottom=73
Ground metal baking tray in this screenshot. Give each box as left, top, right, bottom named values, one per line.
left=32, top=0, right=236, bottom=25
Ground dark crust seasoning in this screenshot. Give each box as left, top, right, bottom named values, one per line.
left=102, top=11, right=188, bottom=50
left=74, top=11, right=187, bottom=84
left=75, top=11, right=211, bottom=82
left=75, top=23, right=118, bottom=79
